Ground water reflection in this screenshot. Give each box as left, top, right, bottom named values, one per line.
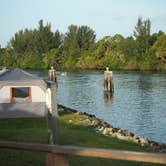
left=138, top=74, right=153, bottom=94
left=103, top=92, right=114, bottom=107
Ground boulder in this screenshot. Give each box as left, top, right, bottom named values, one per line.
left=84, top=118, right=91, bottom=124
left=92, top=119, right=101, bottom=125
left=91, top=120, right=99, bottom=126
left=75, top=111, right=82, bottom=115
left=133, top=136, right=140, bottom=143
left=139, top=137, right=149, bottom=145
left=102, top=127, right=113, bottom=135
left=120, top=130, right=135, bottom=137
left=116, top=133, right=129, bottom=141
left=97, top=126, right=104, bottom=132
left=110, top=133, right=117, bottom=138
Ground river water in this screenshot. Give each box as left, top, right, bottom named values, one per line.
left=34, top=70, right=166, bottom=144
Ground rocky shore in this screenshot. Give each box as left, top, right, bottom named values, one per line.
left=58, top=104, right=166, bottom=152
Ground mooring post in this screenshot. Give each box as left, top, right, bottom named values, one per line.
left=46, top=67, right=58, bottom=144
left=48, top=66, right=56, bottom=82
left=104, top=67, right=114, bottom=93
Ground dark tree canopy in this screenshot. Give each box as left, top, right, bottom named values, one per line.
left=0, top=17, right=166, bottom=70
left=10, top=20, right=62, bottom=55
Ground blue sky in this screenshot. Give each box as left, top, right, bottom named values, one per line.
left=0, top=0, right=166, bottom=47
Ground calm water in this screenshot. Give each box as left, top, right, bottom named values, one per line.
left=34, top=70, right=166, bottom=143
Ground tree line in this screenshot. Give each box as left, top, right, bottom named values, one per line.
left=0, top=18, right=166, bottom=70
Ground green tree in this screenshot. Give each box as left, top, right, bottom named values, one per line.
left=77, top=25, right=96, bottom=50
left=43, top=48, right=64, bottom=69
left=64, top=25, right=79, bottom=49
left=35, top=20, right=61, bottom=54
left=150, top=33, right=166, bottom=63
left=10, top=20, right=62, bottom=55
left=134, top=17, right=151, bottom=58
left=94, top=36, right=112, bottom=58
left=20, top=53, right=42, bottom=69
left=118, top=37, right=137, bottom=57
left=0, top=48, right=17, bottom=67
left=64, top=25, right=96, bottom=57
left=148, top=30, right=164, bottom=46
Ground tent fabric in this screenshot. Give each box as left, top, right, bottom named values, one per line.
left=0, top=68, right=47, bottom=90
left=0, top=102, right=47, bottom=118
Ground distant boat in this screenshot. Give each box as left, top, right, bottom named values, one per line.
left=61, top=72, right=67, bottom=76
left=0, top=68, right=7, bottom=75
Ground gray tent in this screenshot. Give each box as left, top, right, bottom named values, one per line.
left=0, top=68, right=46, bottom=90
left=0, top=68, right=47, bottom=118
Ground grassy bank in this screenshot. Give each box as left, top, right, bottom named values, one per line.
left=0, top=113, right=165, bottom=166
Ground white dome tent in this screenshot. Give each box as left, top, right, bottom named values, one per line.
left=0, top=68, right=49, bottom=118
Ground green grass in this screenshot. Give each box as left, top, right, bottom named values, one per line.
left=0, top=118, right=48, bottom=143
left=0, top=118, right=48, bottom=166
left=59, top=113, right=144, bottom=151
left=58, top=112, right=166, bottom=166
left=0, top=113, right=165, bottom=166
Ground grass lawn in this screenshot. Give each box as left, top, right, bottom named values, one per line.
left=0, top=112, right=165, bottom=166
left=0, top=118, right=48, bottom=166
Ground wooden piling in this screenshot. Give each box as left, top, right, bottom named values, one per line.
left=103, top=67, right=114, bottom=93
left=48, top=66, right=56, bottom=82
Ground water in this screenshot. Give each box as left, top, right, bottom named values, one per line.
left=34, top=70, right=166, bottom=143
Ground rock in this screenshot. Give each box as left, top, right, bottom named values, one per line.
left=133, top=136, right=140, bottom=143
left=133, top=139, right=139, bottom=144
left=117, top=129, right=121, bottom=133
left=88, top=114, right=96, bottom=118
left=120, top=130, right=135, bottom=137
left=127, top=136, right=135, bottom=142
left=102, top=127, right=113, bottom=135
left=84, top=118, right=91, bottom=124
left=100, top=121, right=111, bottom=128
left=149, top=141, right=165, bottom=150
left=112, top=128, right=119, bottom=133
left=58, top=108, right=64, bottom=112
left=108, top=127, right=113, bottom=133
left=98, top=126, right=104, bottom=132
left=96, top=126, right=101, bottom=130
left=116, top=133, right=129, bottom=141
left=75, top=112, right=82, bottom=115
left=129, top=132, right=135, bottom=137
left=91, top=120, right=99, bottom=126
left=83, top=112, right=88, bottom=116
left=91, top=119, right=100, bottom=125
left=139, top=137, right=149, bottom=145
left=110, top=133, right=117, bottom=137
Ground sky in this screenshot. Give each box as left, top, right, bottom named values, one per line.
left=0, top=0, right=166, bottom=47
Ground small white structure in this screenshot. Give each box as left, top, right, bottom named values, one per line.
left=0, top=68, right=52, bottom=118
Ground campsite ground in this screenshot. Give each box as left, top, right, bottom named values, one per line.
left=0, top=112, right=165, bottom=166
